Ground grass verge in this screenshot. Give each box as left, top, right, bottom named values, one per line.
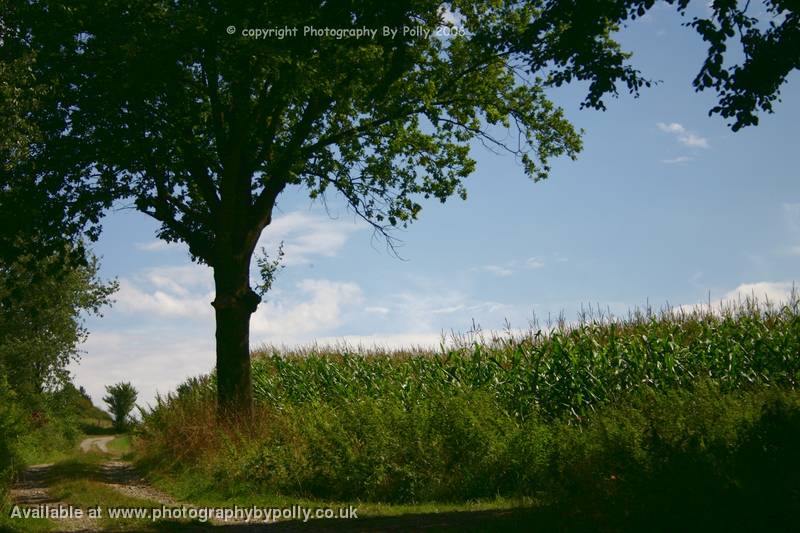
left=107, top=434, right=134, bottom=458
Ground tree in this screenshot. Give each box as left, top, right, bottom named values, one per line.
left=0, top=252, right=117, bottom=401
left=2, top=1, right=797, bottom=415
left=103, top=382, right=139, bottom=431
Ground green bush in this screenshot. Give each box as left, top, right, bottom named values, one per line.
left=546, top=384, right=800, bottom=531
left=13, top=383, right=103, bottom=466
left=0, top=374, right=23, bottom=498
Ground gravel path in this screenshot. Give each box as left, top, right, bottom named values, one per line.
left=79, top=436, right=114, bottom=454
left=8, top=436, right=175, bottom=532
left=97, top=460, right=176, bottom=505
left=8, top=463, right=100, bottom=532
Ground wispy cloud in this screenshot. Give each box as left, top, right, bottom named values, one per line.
left=135, top=240, right=183, bottom=252
left=661, top=155, right=693, bottom=164
left=142, top=264, right=213, bottom=293
left=475, top=265, right=514, bottom=277
left=383, top=287, right=519, bottom=332
left=473, top=257, right=545, bottom=276
left=251, top=279, right=363, bottom=338
left=657, top=122, right=710, bottom=149
left=258, top=211, right=364, bottom=266
left=525, top=257, right=545, bottom=269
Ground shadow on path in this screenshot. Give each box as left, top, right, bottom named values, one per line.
left=8, top=464, right=59, bottom=506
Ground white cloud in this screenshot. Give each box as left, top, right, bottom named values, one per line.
left=114, top=279, right=214, bottom=319
left=112, top=251, right=366, bottom=343
left=681, top=133, right=710, bottom=149
left=74, top=328, right=215, bottom=410
left=661, top=156, right=693, bottom=164
left=113, top=263, right=214, bottom=319
left=365, top=306, right=390, bottom=315
left=657, top=122, right=710, bottom=149
left=657, top=122, right=685, bottom=134
left=369, top=287, right=519, bottom=334
left=677, top=281, right=796, bottom=314
left=476, top=265, right=514, bottom=277
left=431, top=303, right=468, bottom=314
left=142, top=264, right=213, bottom=295
left=135, top=240, right=183, bottom=252
left=376, top=289, right=469, bottom=332
left=526, top=257, right=545, bottom=269
left=259, top=211, right=364, bottom=266
left=473, top=257, right=545, bottom=276
left=721, top=281, right=796, bottom=304
left=251, top=279, right=363, bottom=339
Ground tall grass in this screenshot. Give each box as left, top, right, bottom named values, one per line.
left=138, top=294, right=800, bottom=525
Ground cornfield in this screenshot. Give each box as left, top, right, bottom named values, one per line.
left=238, top=293, right=800, bottom=420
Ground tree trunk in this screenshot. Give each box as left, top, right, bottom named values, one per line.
left=212, top=256, right=260, bottom=417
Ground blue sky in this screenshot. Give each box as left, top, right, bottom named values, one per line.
left=72, top=6, right=800, bottom=407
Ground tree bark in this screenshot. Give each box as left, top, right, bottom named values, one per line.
left=212, top=255, right=260, bottom=417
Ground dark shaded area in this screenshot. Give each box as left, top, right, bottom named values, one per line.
left=7, top=465, right=59, bottom=506
left=79, top=423, right=117, bottom=436
left=51, top=507, right=570, bottom=533
left=41, top=458, right=143, bottom=487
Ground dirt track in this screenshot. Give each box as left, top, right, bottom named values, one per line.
left=78, top=436, right=114, bottom=454
left=7, top=436, right=174, bottom=532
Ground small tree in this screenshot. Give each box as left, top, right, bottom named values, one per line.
left=103, top=382, right=138, bottom=431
